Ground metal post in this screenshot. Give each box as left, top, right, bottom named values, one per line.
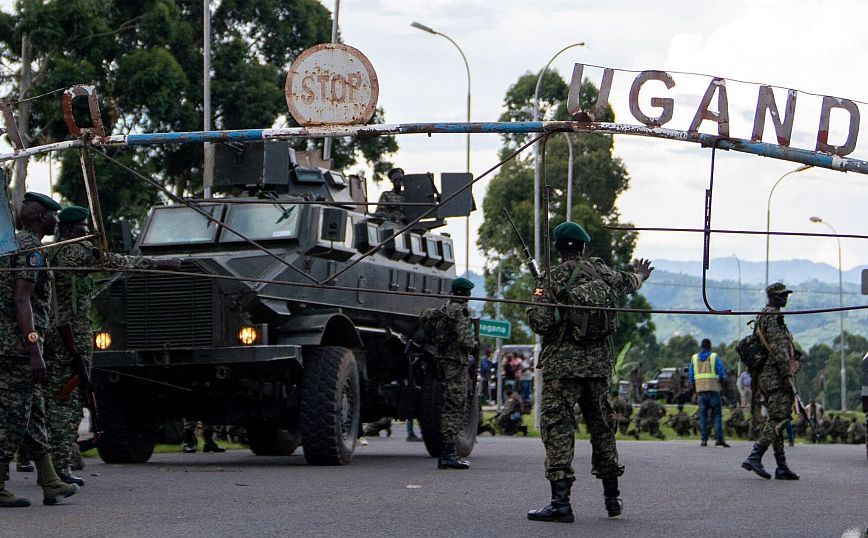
left=563, top=132, right=574, bottom=222
left=202, top=0, right=213, bottom=198
left=323, top=0, right=340, bottom=162
left=765, top=165, right=812, bottom=287
left=810, top=216, right=846, bottom=410
left=495, top=266, right=503, bottom=411
left=410, top=22, right=471, bottom=275
left=531, top=42, right=585, bottom=431
left=733, top=253, right=742, bottom=375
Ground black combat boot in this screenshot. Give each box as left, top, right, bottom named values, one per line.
left=202, top=429, right=225, bottom=453
left=740, top=442, right=771, bottom=479
left=773, top=449, right=800, bottom=480
left=602, top=477, right=623, bottom=517
left=437, top=442, right=470, bottom=470
left=527, top=478, right=575, bottom=523
left=59, top=465, right=85, bottom=486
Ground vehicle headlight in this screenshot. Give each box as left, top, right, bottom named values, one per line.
left=238, top=326, right=259, bottom=345
left=94, top=331, right=112, bottom=350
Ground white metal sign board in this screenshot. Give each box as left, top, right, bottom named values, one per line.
left=285, top=43, right=379, bottom=127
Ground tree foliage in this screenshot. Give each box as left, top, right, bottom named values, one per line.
left=479, top=69, right=655, bottom=359
left=0, top=0, right=397, bottom=224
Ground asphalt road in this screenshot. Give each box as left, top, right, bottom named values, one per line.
left=3, top=431, right=865, bottom=538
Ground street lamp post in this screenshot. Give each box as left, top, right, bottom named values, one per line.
left=765, top=165, right=813, bottom=288
left=810, top=216, right=846, bottom=410
left=732, top=253, right=742, bottom=374
left=531, top=42, right=585, bottom=430
left=563, top=133, right=575, bottom=222
left=411, top=21, right=472, bottom=275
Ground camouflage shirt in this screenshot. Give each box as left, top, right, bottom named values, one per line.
left=373, top=190, right=406, bottom=224
left=52, top=240, right=156, bottom=331
left=0, top=229, right=52, bottom=356
left=536, top=253, right=642, bottom=379
left=439, top=299, right=476, bottom=365
left=755, top=305, right=793, bottom=392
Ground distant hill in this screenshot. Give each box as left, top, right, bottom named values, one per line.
left=643, top=269, right=867, bottom=348
left=464, top=260, right=866, bottom=348
left=653, top=258, right=866, bottom=286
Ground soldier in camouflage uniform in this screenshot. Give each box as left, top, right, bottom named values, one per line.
left=373, top=168, right=407, bottom=224
left=526, top=222, right=652, bottom=523
left=422, top=277, right=477, bottom=470
left=611, top=395, right=632, bottom=435
left=667, top=403, right=694, bottom=437
left=726, top=405, right=750, bottom=438
left=45, top=206, right=178, bottom=483
left=0, top=192, right=79, bottom=507
left=635, top=398, right=666, bottom=439
left=741, top=283, right=800, bottom=480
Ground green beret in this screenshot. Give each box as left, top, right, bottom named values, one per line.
left=553, top=222, right=591, bottom=243
left=58, top=205, right=90, bottom=223
left=23, top=192, right=62, bottom=211
left=451, top=277, right=474, bottom=292
left=765, top=282, right=793, bottom=296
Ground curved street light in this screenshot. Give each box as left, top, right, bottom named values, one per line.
left=810, top=216, right=846, bottom=410
left=765, top=164, right=812, bottom=287
left=533, top=42, right=586, bottom=266
left=411, top=21, right=472, bottom=275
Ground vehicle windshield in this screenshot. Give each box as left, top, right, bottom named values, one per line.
left=221, top=203, right=301, bottom=242
left=658, top=371, right=674, bottom=379
left=141, top=205, right=222, bottom=245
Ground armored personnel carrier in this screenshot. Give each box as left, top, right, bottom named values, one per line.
left=91, top=141, right=479, bottom=465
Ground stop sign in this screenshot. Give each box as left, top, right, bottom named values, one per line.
left=285, top=43, right=379, bottom=126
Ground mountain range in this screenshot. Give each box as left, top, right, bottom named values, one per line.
left=465, top=258, right=868, bottom=348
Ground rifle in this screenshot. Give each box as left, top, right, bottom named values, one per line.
left=502, top=208, right=540, bottom=279
left=789, top=375, right=819, bottom=442
left=59, top=352, right=100, bottom=452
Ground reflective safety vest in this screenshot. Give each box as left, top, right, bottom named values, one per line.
left=692, top=352, right=721, bottom=393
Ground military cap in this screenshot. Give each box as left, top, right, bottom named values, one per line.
left=765, top=282, right=793, bottom=296
left=553, top=221, right=591, bottom=243
left=58, top=205, right=90, bottom=223
left=451, top=277, right=475, bottom=292
left=23, top=192, right=62, bottom=211
left=387, top=168, right=405, bottom=179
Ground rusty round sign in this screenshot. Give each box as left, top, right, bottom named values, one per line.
left=285, top=43, right=379, bottom=127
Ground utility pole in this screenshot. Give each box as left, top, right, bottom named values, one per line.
left=202, top=0, right=213, bottom=198
left=495, top=266, right=504, bottom=411
left=11, top=33, right=32, bottom=209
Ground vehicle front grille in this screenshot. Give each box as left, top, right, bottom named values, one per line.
left=121, top=263, right=214, bottom=348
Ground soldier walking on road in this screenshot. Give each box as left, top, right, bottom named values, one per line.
left=525, top=222, right=652, bottom=523
left=0, top=193, right=79, bottom=507
left=421, top=277, right=477, bottom=470
left=741, top=283, right=800, bottom=481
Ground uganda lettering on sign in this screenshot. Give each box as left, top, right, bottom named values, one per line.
left=285, top=43, right=379, bottom=127
left=568, top=63, right=861, bottom=157
left=479, top=319, right=512, bottom=340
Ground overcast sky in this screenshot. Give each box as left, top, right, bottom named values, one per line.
left=5, top=0, right=867, bottom=278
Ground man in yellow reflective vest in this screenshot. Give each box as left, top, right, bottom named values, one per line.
left=690, top=339, right=730, bottom=447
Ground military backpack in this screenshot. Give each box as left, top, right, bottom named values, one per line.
left=559, top=261, right=620, bottom=341
left=735, top=321, right=767, bottom=370
left=419, top=305, right=453, bottom=349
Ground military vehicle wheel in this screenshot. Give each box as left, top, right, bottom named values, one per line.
left=418, top=372, right=480, bottom=459
left=246, top=423, right=301, bottom=456
left=96, top=393, right=158, bottom=464
left=299, top=346, right=359, bottom=465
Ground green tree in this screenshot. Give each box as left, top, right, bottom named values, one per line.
left=479, top=70, right=655, bottom=357
left=0, top=0, right=397, bottom=225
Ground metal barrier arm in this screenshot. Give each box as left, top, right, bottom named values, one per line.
left=3, top=121, right=868, bottom=175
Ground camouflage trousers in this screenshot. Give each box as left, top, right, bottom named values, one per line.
left=758, top=388, right=794, bottom=454
left=0, top=356, right=49, bottom=462
left=541, top=376, right=623, bottom=482
left=44, top=330, right=92, bottom=472
left=437, top=358, right=468, bottom=441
